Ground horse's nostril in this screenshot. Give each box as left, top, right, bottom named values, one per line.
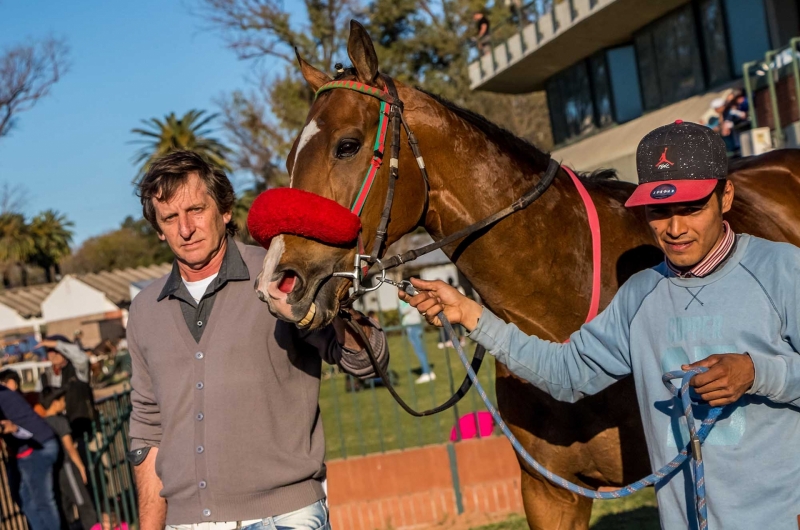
left=256, top=290, right=267, bottom=302
left=277, top=271, right=298, bottom=294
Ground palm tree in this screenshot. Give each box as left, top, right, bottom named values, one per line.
left=29, top=209, right=73, bottom=282
left=0, top=212, right=34, bottom=286
left=131, top=109, right=232, bottom=179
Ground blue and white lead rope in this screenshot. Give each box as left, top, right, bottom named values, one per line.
left=438, top=316, right=724, bottom=529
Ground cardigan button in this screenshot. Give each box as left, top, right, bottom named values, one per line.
left=199, top=480, right=207, bottom=489
left=196, top=381, right=204, bottom=390
left=195, top=352, right=204, bottom=360
left=196, top=445, right=204, bottom=454
left=203, top=509, right=211, bottom=517
left=196, top=412, right=204, bottom=421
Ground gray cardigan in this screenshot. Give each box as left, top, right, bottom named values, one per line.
left=128, top=241, right=388, bottom=524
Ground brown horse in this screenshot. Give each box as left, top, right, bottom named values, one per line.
left=255, top=21, right=800, bottom=529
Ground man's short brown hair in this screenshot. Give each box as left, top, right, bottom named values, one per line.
left=138, top=151, right=238, bottom=236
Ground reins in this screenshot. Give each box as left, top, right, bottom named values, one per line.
left=315, top=74, right=561, bottom=417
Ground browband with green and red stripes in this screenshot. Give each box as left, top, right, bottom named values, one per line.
left=315, top=79, right=397, bottom=216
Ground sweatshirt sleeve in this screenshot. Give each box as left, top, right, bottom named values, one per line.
left=301, top=316, right=389, bottom=379
left=469, top=286, right=636, bottom=403
left=127, top=314, right=162, bottom=451
left=747, top=247, right=800, bottom=406
left=56, top=341, right=90, bottom=383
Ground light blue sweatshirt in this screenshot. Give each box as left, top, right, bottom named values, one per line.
left=469, top=234, right=800, bottom=529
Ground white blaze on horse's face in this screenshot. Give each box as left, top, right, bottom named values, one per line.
left=256, top=235, right=292, bottom=318
left=290, top=119, right=321, bottom=187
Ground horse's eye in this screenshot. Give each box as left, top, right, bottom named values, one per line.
left=336, top=139, right=361, bottom=159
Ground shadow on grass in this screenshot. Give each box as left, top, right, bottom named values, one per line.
left=590, top=507, right=660, bottom=530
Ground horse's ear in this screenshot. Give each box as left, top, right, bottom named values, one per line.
left=347, top=20, right=379, bottom=85
left=296, top=48, right=332, bottom=93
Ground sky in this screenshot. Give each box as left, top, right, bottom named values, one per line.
left=0, top=1, right=302, bottom=245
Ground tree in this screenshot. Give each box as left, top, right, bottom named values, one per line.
left=131, top=109, right=232, bottom=179
left=29, top=209, right=74, bottom=282
left=0, top=36, right=70, bottom=139
left=63, top=216, right=173, bottom=275
left=0, top=212, right=34, bottom=287
left=199, top=0, right=552, bottom=192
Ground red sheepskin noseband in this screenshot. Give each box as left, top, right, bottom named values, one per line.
left=247, top=188, right=362, bottom=248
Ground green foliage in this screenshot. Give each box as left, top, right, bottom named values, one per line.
left=28, top=209, right=74, bottom=282
left=202, top=0, right=553, bottom=192
left=64, top=216, right=173, bottom=275
left=131, top=109, right=232, bottom=179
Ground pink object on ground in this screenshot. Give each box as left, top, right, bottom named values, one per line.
left=90, top=523, right=129, bottom=530
left=449, top=411, right=494, bottom=441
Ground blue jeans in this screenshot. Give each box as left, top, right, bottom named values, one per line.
left=406, top=324, right=431, bottom=374
left=243, top=500, right=330, bottom=529
left=17, top=438, right=61, bottom=530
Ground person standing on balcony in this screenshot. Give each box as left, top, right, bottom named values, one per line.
left=473, top=11, right=491, bottom=56
left=127, top=151, right=388, bottom=530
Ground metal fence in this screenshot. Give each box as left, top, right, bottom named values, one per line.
left=323, top=302, right=500, bottom=460
left=84, top=391, right=138, bottom=530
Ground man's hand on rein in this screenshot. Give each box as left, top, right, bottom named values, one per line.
left=398, top=278, right=483, bottom=332
left=682, top=353, right=755, bottom=407
left=334, top=308, right=373, bottom=351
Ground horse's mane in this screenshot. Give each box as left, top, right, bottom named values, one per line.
left=332, top=68, right=616, bottom=181
left=418, top=88, right=616, bottom=181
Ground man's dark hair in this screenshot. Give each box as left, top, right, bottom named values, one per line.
left=137, top=151, right=238, bottom=236
left=714, top=179, right=728, bottom=207
left=0, top=369, right=21, bottom=388
left=40, top=387, right=67, bottom=410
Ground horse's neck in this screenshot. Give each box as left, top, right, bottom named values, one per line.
left=407, top=93, right=593, bottom=338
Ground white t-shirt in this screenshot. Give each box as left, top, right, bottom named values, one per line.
left=182, top=273, right=218, bottom=303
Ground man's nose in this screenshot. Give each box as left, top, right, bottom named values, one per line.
left=179, top=216, right=195, bottom=239
left=666, top=216, right=687, bottom=238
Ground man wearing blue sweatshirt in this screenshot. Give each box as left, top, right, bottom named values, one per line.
left=400, top=121, right=800, bottom=529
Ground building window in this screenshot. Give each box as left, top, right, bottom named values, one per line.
left=546, top=61, right=595, bottom=144
left=606, top=46, right=643, bottom=124
left=723, top=0, right=770, bottom=76
left=635, top=4, right=704, bottom=110
left=699, top=0, right=731, bottom=87
left=589, top=53, right=614, bottom=128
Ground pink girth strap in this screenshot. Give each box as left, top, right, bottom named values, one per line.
left=563, top=166, right=602, bottom=323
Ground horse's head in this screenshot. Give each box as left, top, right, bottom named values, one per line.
left=252, top=21, right=427, bottom=329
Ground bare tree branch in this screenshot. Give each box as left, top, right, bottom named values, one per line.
left=0, top=183, right=30, bottom=214
left=0, top=37, right=70, bottom=138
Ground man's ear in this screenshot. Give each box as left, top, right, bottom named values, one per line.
left=297, top=49, right=332, bottom=92
left=721, top=180, right=734, bottom=214
left=347, top=20, right=379, bottom=84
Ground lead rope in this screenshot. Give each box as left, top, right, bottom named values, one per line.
left=352, top=283, right=723, bottom=529
left=437, top=310, right=719, bottom=529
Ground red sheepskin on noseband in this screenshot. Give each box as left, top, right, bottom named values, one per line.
left=247, top=188, right=362, bottom=248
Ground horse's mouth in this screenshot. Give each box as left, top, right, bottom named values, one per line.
left=261, top=269, right=348, bottom=330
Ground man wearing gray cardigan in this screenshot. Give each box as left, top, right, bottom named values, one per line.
left=127, top=151, right=388, bottom=530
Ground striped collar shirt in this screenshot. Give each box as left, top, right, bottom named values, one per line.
left=666, top=221, right=736, bottom=278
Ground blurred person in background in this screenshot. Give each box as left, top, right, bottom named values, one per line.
left=41, top=387, right=98, bottom=530
left=0, top=379, right=60, bottom=529
left=38, top=336, right=97, bottom=461
left=399, top=294, right=435, bottom=384
left=472, top=11, right=491, bottom=56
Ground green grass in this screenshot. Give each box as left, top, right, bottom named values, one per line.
left=319, top=327, right=498, bottom=459
left=471, top=489, right=659, bottom=529
left=319, top=327, right=660, bottom=527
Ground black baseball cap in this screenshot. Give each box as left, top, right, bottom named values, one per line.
left=625, top=120, right=728, bottom=207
